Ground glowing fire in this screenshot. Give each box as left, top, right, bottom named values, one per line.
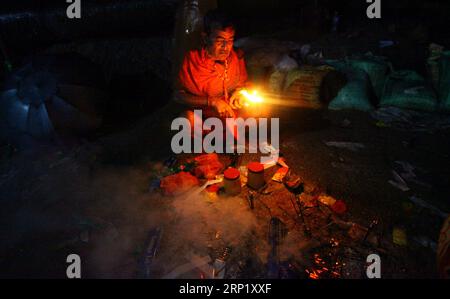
left=240, top=89, right=263, bottom=107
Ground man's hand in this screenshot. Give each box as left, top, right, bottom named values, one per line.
left=209, top=97, right=235, bottom=118
left=229, top=89, right=245, bottom=110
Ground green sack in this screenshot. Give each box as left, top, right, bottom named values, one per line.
left=439, top=51, right=450, bottom=111
left=380, top=71, right=437, bottom=112
left=268, top=70, right=287, bottom=93
left=348, top=54, right=391, bottom=99
left=326, top=60, right=374, bottom=111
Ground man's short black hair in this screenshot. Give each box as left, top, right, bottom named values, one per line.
left=203, top=9, right=235, bottom=35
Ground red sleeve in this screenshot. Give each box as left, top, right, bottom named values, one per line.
left=178, top=51, right=204, bottom=96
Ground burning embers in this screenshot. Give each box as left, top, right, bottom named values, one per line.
left=305, top=239, right=343, bottom=279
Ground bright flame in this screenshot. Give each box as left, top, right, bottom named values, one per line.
left=240, top=90, right=263, bottom=107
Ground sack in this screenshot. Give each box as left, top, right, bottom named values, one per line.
left=439, top=51, right=450, bottom=111
left=274, top=54, right=298, bottom=72
left=348, top=54, right=391, bottom=99
left=380, top=71, right=437, bottom=112
left=427, top=44, right=445, bottom=91
left=283, top=66, right=336, bottom=108
left=326, top=60, right=374, bottom=111
left=268, top=70, right=287, bottom=93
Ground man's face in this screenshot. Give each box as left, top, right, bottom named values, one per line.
left=206, top=27, right=235, bottom=61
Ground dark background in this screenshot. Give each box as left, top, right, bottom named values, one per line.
left=1, top=0, right=449, bottom=59
left=0, top=0, right=449, bottom=129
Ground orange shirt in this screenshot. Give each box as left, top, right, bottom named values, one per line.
left=178, top=47, right=248, bottom=99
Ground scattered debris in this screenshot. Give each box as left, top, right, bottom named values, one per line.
left=186, top=176, right=223, bottom=200
left=283, top=171, right=303, bottom=192
left=194, top=154, right=224, bottom=179
left=283, top=173, right=311, bottom=237
left=389, top=170, right=410, bottom=192
left=394, top=161, right=432, bottom=189
left=239, top=166, right=248, bottom=187
left=206, top=184, right=220, bottom=193
left=79, top=230, right=90, bottom=243
left=409, top=196, right=449, bottom=219
left=340, top=118, right=352, bottom=128
left=261, top=183, right=285, bottom=195
left=325, top=141, right=365, bottom=152
left=412, top=235, right=437, bottom=252
left=363, top=220, right=379, bottom=243
left=160, top=171, right=199, bottom=196
left=148, top=179, right=161, bottom=193
left=271, top=167, right=289, bottom=183
left=329, top=215, right=353, bottom=230
left=379, top=40, right=395, bottom=48
left=393, top=227, right=408, bottom=246
left=371, top=107, right=450, bottom=132
left=375, top=120, right=390, bottom=128
left=247, top=192, right=255, bottom=210
left=347, top=222, right=377, bottom=245
left=141, top=226, right=164, bottom=279
left=162, top=255, right=212, bottom=279
left=299, top=193, right=318, bottom=208
left=212, top=258, right=226, bottom=279
left=395, top=161, right=415, bottom=178
left=277, top=157, right=289, bottom=169
left=213, top=247, right=232, bottom=279
left=331, top=200, right=347, bottom=215
left=318, top=194, right=337, bottom=207
left=267, top=217, right=288, bottom=278
left=152, top=156, right=198, bottom=177
left=163, top=156, right=177, bottom=169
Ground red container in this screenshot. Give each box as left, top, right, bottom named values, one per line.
left=224, top=167, right=241, bottom=196
left=247, top=162, right=265, bottom=190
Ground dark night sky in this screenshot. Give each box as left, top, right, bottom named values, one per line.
left=0, top=0, right=449, bottom=57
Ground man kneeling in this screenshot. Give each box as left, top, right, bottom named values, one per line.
left=174, top=9, right=250, bottom=139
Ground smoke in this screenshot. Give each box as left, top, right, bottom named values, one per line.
left=77, top=164, right=262, bottom=278
left=1, top=147, right=303, bottom=278
left=152, top=192, right=259, bottom=278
